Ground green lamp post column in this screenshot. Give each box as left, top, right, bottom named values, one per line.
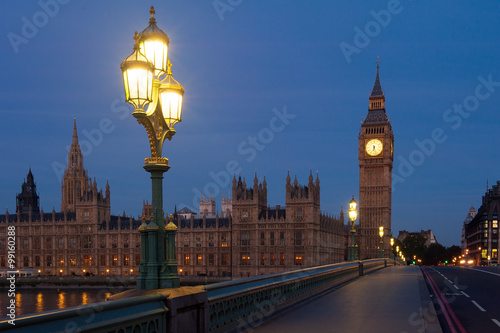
left=348, top=196, right=358, bottom=261
left=120, top=6, right=184, bottom=290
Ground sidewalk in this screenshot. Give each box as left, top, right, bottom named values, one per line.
left=252, top=265, right=442, bottom=333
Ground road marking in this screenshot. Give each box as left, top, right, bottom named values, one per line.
left=461, top=291, right=470, bottom=298
left=467, top=268, right=500, bottom=277
left=443, top=293, right=462, bottom=296
left=492, top=319, right=500, bottom=327
left=453, top=284, right=459, bottom=290
left=471, top=300, right=486, bottom=312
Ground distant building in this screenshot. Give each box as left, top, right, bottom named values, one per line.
left=397, top=229, right=438, bottom=247
left=0, top=120, right=348, bottom=279
left=175, top=173, right=346, bottom=278
left=461, top=205, right=476, bottom=254
left=464, top=181, right=500, bottom=265
left=358, top=63, right=394, bottom=259
left=0, top=120, right=141, bottom=277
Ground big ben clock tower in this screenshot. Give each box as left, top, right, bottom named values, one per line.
left=358, top=61, right=394, bottom=259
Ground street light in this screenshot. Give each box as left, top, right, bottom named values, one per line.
left=348, top=196, right=358, bottom=261
left=121, top=6, right=183, bottom=289
left=378, top=226, right=384, bottom=258
left=390, top=237, right=394, bottom=259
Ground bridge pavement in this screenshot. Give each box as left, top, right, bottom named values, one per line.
left=252, top=265, right=442, bottom=333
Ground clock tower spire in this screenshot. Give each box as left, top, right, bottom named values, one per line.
left=358, top=60, right=394, bottom=259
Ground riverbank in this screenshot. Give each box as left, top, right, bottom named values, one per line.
left=0, top=275, right=231, bottom=289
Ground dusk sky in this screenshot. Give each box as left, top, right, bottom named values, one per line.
left=1, top=1, right=499, bottom=247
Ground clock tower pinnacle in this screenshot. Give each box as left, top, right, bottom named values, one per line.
left=358, top=60, right=394, bottom=259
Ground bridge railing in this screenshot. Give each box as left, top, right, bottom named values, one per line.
left=205, top=259, right=397, bottom=333
left=0, top=259, right=399, bottom=333
left=0, top=293, right=169, bottom=333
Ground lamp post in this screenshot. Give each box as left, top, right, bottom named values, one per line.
left=348, top=196, right=358, bottom=261
left=378, top=226, right=384, bottom=258
left=120, top=6, right=183, bottom=289
left=390, top=237, right=394, bottom=259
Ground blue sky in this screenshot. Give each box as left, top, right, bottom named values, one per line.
left=1, top=1, right=499, bottom=247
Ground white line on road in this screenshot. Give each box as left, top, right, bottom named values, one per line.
left=472, top=300, right=486, bottom=312
left=492, top=319, right=500, bottom=327
left=467, top=268, right=500, bottom=277
left=453, top=284, right=459, bottom=290
left=461, top=291, right=470, bottom=298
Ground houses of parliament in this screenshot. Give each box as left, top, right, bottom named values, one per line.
left=0, top=65, right=393, bottom=278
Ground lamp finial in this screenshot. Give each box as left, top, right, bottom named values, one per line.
left=149, top=6, right=156, bottom=23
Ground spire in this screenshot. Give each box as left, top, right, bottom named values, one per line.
left=286, top=171, right=291, bottom=185
left=72, top=117, right=79, bottom=146
left=370, top=57, right=384, bottom=98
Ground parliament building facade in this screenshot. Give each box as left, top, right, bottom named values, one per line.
left=0, top=114, right=354, bottom=278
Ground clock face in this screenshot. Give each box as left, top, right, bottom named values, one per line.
left=366, top=139, right=383, bottom=156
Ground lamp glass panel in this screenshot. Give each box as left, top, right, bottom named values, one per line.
left=141, top=40, right=168, bottom=77
left=349, top=210, right=357, bottom=221
left=160, top=90, right=183, bottom=124
left=123, top=67, right=153, bottom=109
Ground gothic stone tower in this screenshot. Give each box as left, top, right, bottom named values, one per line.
left=61, top=119, right=110, bottom=223
left=358, top=62, right=394, bottom=259
left=16, top=168, right=40, bottom=214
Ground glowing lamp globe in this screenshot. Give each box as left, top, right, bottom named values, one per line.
left=121, top=32, right=154, bottom=112
left=139, top=6, right=170, bottom=78
left=159, top=61, right=184, bottom=127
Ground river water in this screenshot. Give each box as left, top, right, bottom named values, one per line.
left=0, top=287, right=132, bottom=319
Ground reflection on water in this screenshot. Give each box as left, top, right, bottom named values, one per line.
left=0, top=289, right=114, bottom=318
left=81, top=292, right=88, bottom=306
left=36, top=293, right=43, bottom=313
left=57, top=291, right=66, bottom=309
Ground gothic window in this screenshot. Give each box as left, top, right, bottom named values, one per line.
left=184, top=254, right=190, bottom=265
left=196, top=236, right=201, bottom=248
left=47, top=256, right=52, bottom=267
left=280, top=232, right=285, bottom=246
left=270, top=254, right=275, bottom=265
left=260, top=232, right=265, bottom=246
left=100, top=255, right=106, bottom=266
left=280, top=253, right=285, bottom=265
left=35, top=256, right=41, bottom=267
left=59, top=255, right=64, bottom=266
left=124, top=236, right=129, bottom=248
left=23, top=256, right=29, bottom=267
left=221, top=254, right=228, bottom=266
left=58, top=238, right=64, bottom=249
left=270, top=232, right=275, bottom=246
left=296, top=208, right=303, bottom=220
left=197, top=254, right=202, bottom=265
left=111, top=235, right=117, bottom=248
left=123, top=255, right=129, bottom=266
left=295, top=231, right=303, bottom=246
left=34, top=237, right=41, bottom=250
left=70, top=256, right=76, bottom=266
left=23, top=238, right=29, bottom=250
left=241, top=231, right=250, bottom=246
left=112, top=255, right=118, bottom=266
left=240, top=254, right=250, bottom=265
left=209, top=254, right=215, bottom=266
left=84, top=210, right=90, bottom=221
left=221, top=233, right=228, bottom=247
left=260, top=253, right=265, bottom=265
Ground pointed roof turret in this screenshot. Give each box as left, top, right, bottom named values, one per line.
left=370, top=57, right=384, bottom=98
left=286, top=171, right=291, bottom=185
left=72, top=117, right=79, bottom=146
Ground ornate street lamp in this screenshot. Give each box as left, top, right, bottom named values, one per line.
left=390, top=237, right=394, bottom=259
left=120, top=6, right=183, bottom=289
left=378, top=226, right=384, bottom=258
left=348, top=196, right=358, bottom=261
